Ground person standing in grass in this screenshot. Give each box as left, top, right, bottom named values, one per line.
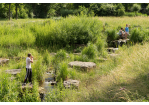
left=125, top=24, right=130, bottom=39
left=23, top=53, right=33, bottom=85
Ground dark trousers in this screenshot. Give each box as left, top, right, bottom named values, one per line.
left=24, top=68, right=32, bottom=83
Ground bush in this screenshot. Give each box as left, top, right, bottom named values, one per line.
left=60, top=9, right=74, bottom=17
left=43, top=50, right=51, bottom=66
left=130, top=28, right=145, bottom=43
left=47, top=9, right=56, bottom=18
left=116, top=3, right=125, bottom=16
left=106, top=29, right=118, bottom=43
left=99, top=3, right=116, bottom=16
left=117, top=9, right=125, bottom=16
left=132, top=4, right=141, bottom=13
left=81, top=43, right=98, bottom=59
left=75, top=6, right=95, bottom=17
left=35, top=15, right=103, bottom=48
left=56, top=62, right=68, bottom=81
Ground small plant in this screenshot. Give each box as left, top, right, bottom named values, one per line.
left=43, top=50, right=51, bottom=66
left=56, top=62, right=68, bottom=82
left=132, top=4, right=141, bottom=15
left=81, top=43, right=98, bottom=59
left=130, top=28, right=145, bottom=43
left=106, top=29, right=118, bottom=43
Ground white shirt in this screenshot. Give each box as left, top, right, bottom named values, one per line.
left=26, top=57, right=31, bottom=68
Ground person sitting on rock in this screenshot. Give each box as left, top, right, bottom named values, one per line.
left=119, top=27, right=125, bottom=39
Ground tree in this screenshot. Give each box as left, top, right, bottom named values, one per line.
left=122, top=3, right=134, bottom=12
left=9, top=3, right=11, bottom=20
left=132, top=4, right=141, bottom=15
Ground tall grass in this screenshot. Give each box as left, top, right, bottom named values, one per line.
left=34, top=15, right=103, bottom=48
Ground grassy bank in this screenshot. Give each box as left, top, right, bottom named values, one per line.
left=0, top=16, right=149, bottom=102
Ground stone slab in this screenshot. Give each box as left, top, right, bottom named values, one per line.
left=9, top=57, right=26, bottom=60
left=108, top=54, right=119, bottom=58
left=0, top=58, right=9, bottom=65
left=96, top=57, right=108, bottom=61
left=68, top=61, right=96, bottom=71
left=5, top=69, right=21, bottom=75
left=106, top=48, right=118, bottom=53
left=63, top=79, right=79, bottom=89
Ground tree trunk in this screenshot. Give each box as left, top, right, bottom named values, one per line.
left=9, top=3, right=11, bottom=20
left=16, top=4, right=18, bottom=20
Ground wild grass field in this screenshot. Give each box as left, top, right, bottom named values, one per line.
left=0, top=16, right=149, bottom=102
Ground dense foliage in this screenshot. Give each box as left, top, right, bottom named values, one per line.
left=0, top=3, right=149, bottom=19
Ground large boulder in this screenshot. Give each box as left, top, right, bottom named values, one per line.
left=68, top=61, right=96, bottom=71
left=5, top=69, right=21, bottom=76
left=63, top=79, right=79, bottom=89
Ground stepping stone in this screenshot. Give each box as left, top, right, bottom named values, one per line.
left=9, top=57, right=26, bottom=60
left=96, top=57, right=108, bottom=61
left=5, top=69, right=21, bottom=75
left=68, top=61, right=96, bottom=71
left=108, top=54, right=119, bottom=58
left=63, top=79, right=79, bottom=89
left=106, top=48, right=118, bottom=53
left=50, top=53, right=57, bottom=56
left=0, top=58, right=9, bottom=65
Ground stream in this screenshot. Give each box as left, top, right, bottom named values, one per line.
left=40, top=70, right=56, bottom=101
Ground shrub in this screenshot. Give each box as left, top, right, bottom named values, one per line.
left=35, top=15, right=103, bottom=48
left=43, top=50, right=51, bottom=66
left=132, top=4, right=141, bottom=14
left=56, top=62, right=68, bottom=81
left=117, top=9, right=125, bottom=16
left=116, top=3, right=125, bottom=16
left=130, top=28, right=145, bottom=43
left=99, top=3, right=116, bottom=16
left=81, top=43, right=98, bottom=59
left=60, top=9, right=74, bottom=17
left=106, top=29, right=118, bottom=43
left=47, top=9, right=56, bottom=18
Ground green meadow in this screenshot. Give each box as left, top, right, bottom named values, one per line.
left=0, top=15, right=149, bottom=102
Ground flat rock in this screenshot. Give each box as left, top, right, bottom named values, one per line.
left=106, top=48, right=118, bottom=53
left=0, top=58, right=9, bottom=65
left=9, top=57, right=26, bottom=60
left=63, top=79, right=79, bottom=89
left=96, top=57, right=108, bottom=61
left=68, top=61, right=96, bottom=71
left=50, top=53, right=70, bottom=58
left=5, top=69, right=21, bottom=75
left=108, top=54, right=119, bottom=57
left=50, top=53, right=57, bottom=56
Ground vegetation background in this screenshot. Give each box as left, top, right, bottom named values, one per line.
left=1, top=2, right=149, bottom=102
left=0, top=3, right=149, bottom=20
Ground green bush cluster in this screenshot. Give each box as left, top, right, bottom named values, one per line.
left=125, top=12, right=147, bottom=17
left=106, top=29, right=119, bottom=43
left=81, top=43, right=98, bottom=59
left=130, top=28, right=146, bottom=43
left=56, top=62, right=68, bottom=82
left=35, top=15, right=103, bottom=48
